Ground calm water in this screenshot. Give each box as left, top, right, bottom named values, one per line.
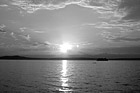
left=0, top=60, right=140, bottom=93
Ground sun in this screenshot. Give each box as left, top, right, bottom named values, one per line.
left=59, top=43, right=73, bottom=53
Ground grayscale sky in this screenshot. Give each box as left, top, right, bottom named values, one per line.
left=0, top=0, right=140, bottom=56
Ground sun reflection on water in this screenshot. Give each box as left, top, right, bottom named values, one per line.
left=59, top=60, right=72, bottom=92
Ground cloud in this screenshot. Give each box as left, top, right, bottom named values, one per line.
left=19, top=34, right=31, bottom=41
left=8, top=0, right=140, bottom=22
left=10, top=0, right=65, bottom=13
left=118, top=0, right=140, bottom=21
left=0, top=4, right=8, bottom=7
left=20, top=27, right=46, bottom=33
left=4, top=0, right=140, bottom=45
left=110, top=37, right=140, bottom=42
left=99, top=46, right=140, bottom=54
left=30, top=41, right=93, bottom=51
left=9, top=0, right=119, bottom=13
left=0, top=24, right=6, bottom=33
left=94, top=21, right=140, bottom=32
left=9, top=0, right=138, bottom=33
left=19, top=27, right=35, bottom=32
left=34, top=30, right=45, bottom=33
left=31, top=41, right=50, bottom=49
left=0, top=24, right=6, bottom=29
left=0, top=29, right=6, bottom=33
left=0, top=0, right=8, bottom=7
left=10, top=32, right=18, bottom=40
left=10, top=0, right=140, bottom=30
left=20, top=27, right=27, bottom=32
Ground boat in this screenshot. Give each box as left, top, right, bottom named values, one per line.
left=96, top=58, right=108, bottom=61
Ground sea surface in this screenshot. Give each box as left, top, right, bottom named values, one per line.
left=0, top=60, right=140, bottom=93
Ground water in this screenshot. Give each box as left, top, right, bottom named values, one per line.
left=0, top=60, right=140, bottom=93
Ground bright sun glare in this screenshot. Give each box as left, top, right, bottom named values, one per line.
left=60, top=43, right=73, bottom=53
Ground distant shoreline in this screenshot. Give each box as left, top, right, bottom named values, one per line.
left=0, top=56, right=140, bottom=61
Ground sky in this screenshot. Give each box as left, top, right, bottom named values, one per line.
left=0, top=0, right=140, bottom=56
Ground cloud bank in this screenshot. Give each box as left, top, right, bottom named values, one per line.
left=9, top=0, right=140, bottom=36
left=8, top=0, right=140, bottom=22
left=9, top=0, right=119, bottom=14
left=110, top=37, right=140, bottom=42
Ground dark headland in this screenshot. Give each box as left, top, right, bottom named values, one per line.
left=0, top=55, right=140, bottom=61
